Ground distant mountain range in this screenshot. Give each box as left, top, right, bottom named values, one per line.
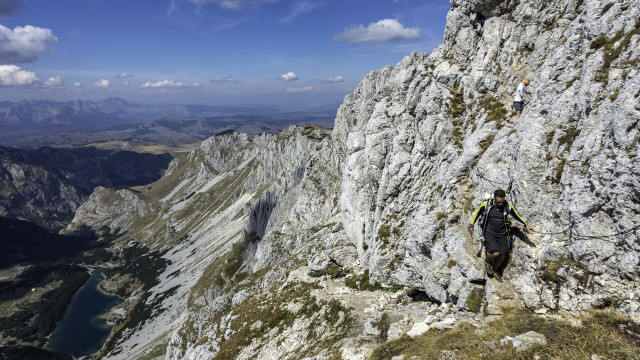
left=7, top=114, right=336, bottom=149
left=0, top=98, right=336, bottom=145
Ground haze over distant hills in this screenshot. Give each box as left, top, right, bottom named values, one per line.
left=8, top=114, right=337, bottom=150
left=0, top=98, right=337, bottom=146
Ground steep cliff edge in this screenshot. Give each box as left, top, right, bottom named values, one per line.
left=334, top=0, right=639, bottom=315
left=64, top=0, right=639, bottom=358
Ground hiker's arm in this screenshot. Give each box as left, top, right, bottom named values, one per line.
left=468, top=201, right=487, bottom=233
left=508, top=203, right=530, bottom=229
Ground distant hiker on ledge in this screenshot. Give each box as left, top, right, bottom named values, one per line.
left=513, top=78, right=530, bottom=118
left=468, top=189, right=534, bottom=282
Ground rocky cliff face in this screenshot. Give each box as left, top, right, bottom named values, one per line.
left=65, top=0, right=639, bottom=358
left=335, top=0, right=640, bottom=315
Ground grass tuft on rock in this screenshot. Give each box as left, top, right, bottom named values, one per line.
left=370, top=308, right=640, bottom=360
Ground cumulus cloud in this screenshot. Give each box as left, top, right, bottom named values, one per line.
left=122, top=81, right=130, bottom=87
left=144, top=88, right=186, bottom=94
left=94, top=79, right=111, bottom=89
left=42, top=75, right=63, bottom=87
left=116, top=72, right=133, bottom=78
left=332, top=19, right=421, bottom=45
left=0, top=64, right=38, bottom=86
left=189, top=0, right=277, bottom=11
left=0, top=0, right=24, bottom=16
left=279, top=72, right=298, bottom=81
left=0, top=25, right=58, bottom=62
left=286, top=86, right=314, bottom=92
left=280, top=0, right=321, bottom=23
left=211, top=76, right=238, bottom=83
left=73, top=82, right=82, bottom=88
left=325, top=76, right=343, bottom=83
left=141, top=80, right=201, bottom=88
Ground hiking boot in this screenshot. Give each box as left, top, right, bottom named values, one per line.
left=485, top=262, right=494, bottom=275
left=494, top=272, right=504, bottom=283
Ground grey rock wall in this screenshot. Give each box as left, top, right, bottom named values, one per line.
left=331, top=0, right=640, bottom=318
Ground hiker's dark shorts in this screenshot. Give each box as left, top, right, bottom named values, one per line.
left=484, top=233, right=508, bottom=256
left=513, top=101, right=524, bottom=111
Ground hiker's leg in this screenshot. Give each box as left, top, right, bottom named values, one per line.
left=514, top=101, right=523, bottom=118
left=486, top=251, right=500, bottom=264
left=493, top=254, right=506, bottom=270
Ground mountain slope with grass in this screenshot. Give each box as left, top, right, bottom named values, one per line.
left=64, top=0, right=640, bottom=358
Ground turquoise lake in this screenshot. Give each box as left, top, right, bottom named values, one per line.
left=46, top=269, right=123, bottom=358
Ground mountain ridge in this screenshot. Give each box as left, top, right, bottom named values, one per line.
left=58, top=0, right=640, bottom=358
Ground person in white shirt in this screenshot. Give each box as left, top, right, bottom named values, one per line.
left=513, top=78, right=530, bottom=118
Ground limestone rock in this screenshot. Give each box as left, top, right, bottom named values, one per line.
left=499, top=331, right=548, bottom=352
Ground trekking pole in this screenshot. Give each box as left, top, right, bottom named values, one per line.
left=476, top=234, right=484, bottom=258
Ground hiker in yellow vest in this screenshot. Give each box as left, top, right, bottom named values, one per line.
left=468, top=189, right=534, bottom=282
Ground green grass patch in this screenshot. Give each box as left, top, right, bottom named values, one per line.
left=565, top=75, right=580, bottom=89
left=600, top=2, right=614, bottom=16
left=557, top=124, right=580, bottom=150
left=540, top=256, right=590, bottom=287
left=373, top=313, right=391, bottom=341
left=479, top=95, right=507, bottom=129
left=211, top=281, right=354, bottom=360
left=447, top=86, right=467, bottom=149
left=590, top=23, right=640, bottom=85
left=552, top=159, right=566, bottom=184
left=370, top=308, right=640, bottom=360
left=464, top=196, right=476, bottom=213
left=447, top=87, right=466, bottom=119
left=308, top=263, right=349, bottom=279
left=466, top=288, right=484, bottom=314
left=345, top=270, right=383, bottom=292
left=546, top=130, right=556, bottom=145
left=479, top=134, right=495, bottom=153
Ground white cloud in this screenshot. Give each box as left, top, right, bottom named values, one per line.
left=73, top=82, right=82, bottom=88
left=189, top=0, right=277, bottom=11
left=279, top=72, right=298, bottom=81
left=0, top=0, right=24, bottom=16
left=286, top=86, right=314, bottom=92
left=0, top=65, right=38, bottom=86
left=116, top=72, right=133, bottom=78
left=141, top=79, right=201, bottom=88
left=211, top=76, right=238, bottom=83
left=122, top=81, right=130, bottom=87
left=94, top=79, right=111, bottom=88
left=42, top=75, right=63, bottom=87
left=280, top=0, right=321, bottom=23
left=332, top=19, right=421, bottom=45
left=326, top=76, right=343, bottom=83
left=0, top=25, right=58, bottom=62
left=143, top=88, right=185, bottom=94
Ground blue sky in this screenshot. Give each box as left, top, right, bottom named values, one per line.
left=0, top=0, right=450, bottom=110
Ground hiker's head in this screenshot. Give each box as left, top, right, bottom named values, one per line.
left=494, top=189, right=506, bottom=206
left=523, top=78, right=530, bottom=85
